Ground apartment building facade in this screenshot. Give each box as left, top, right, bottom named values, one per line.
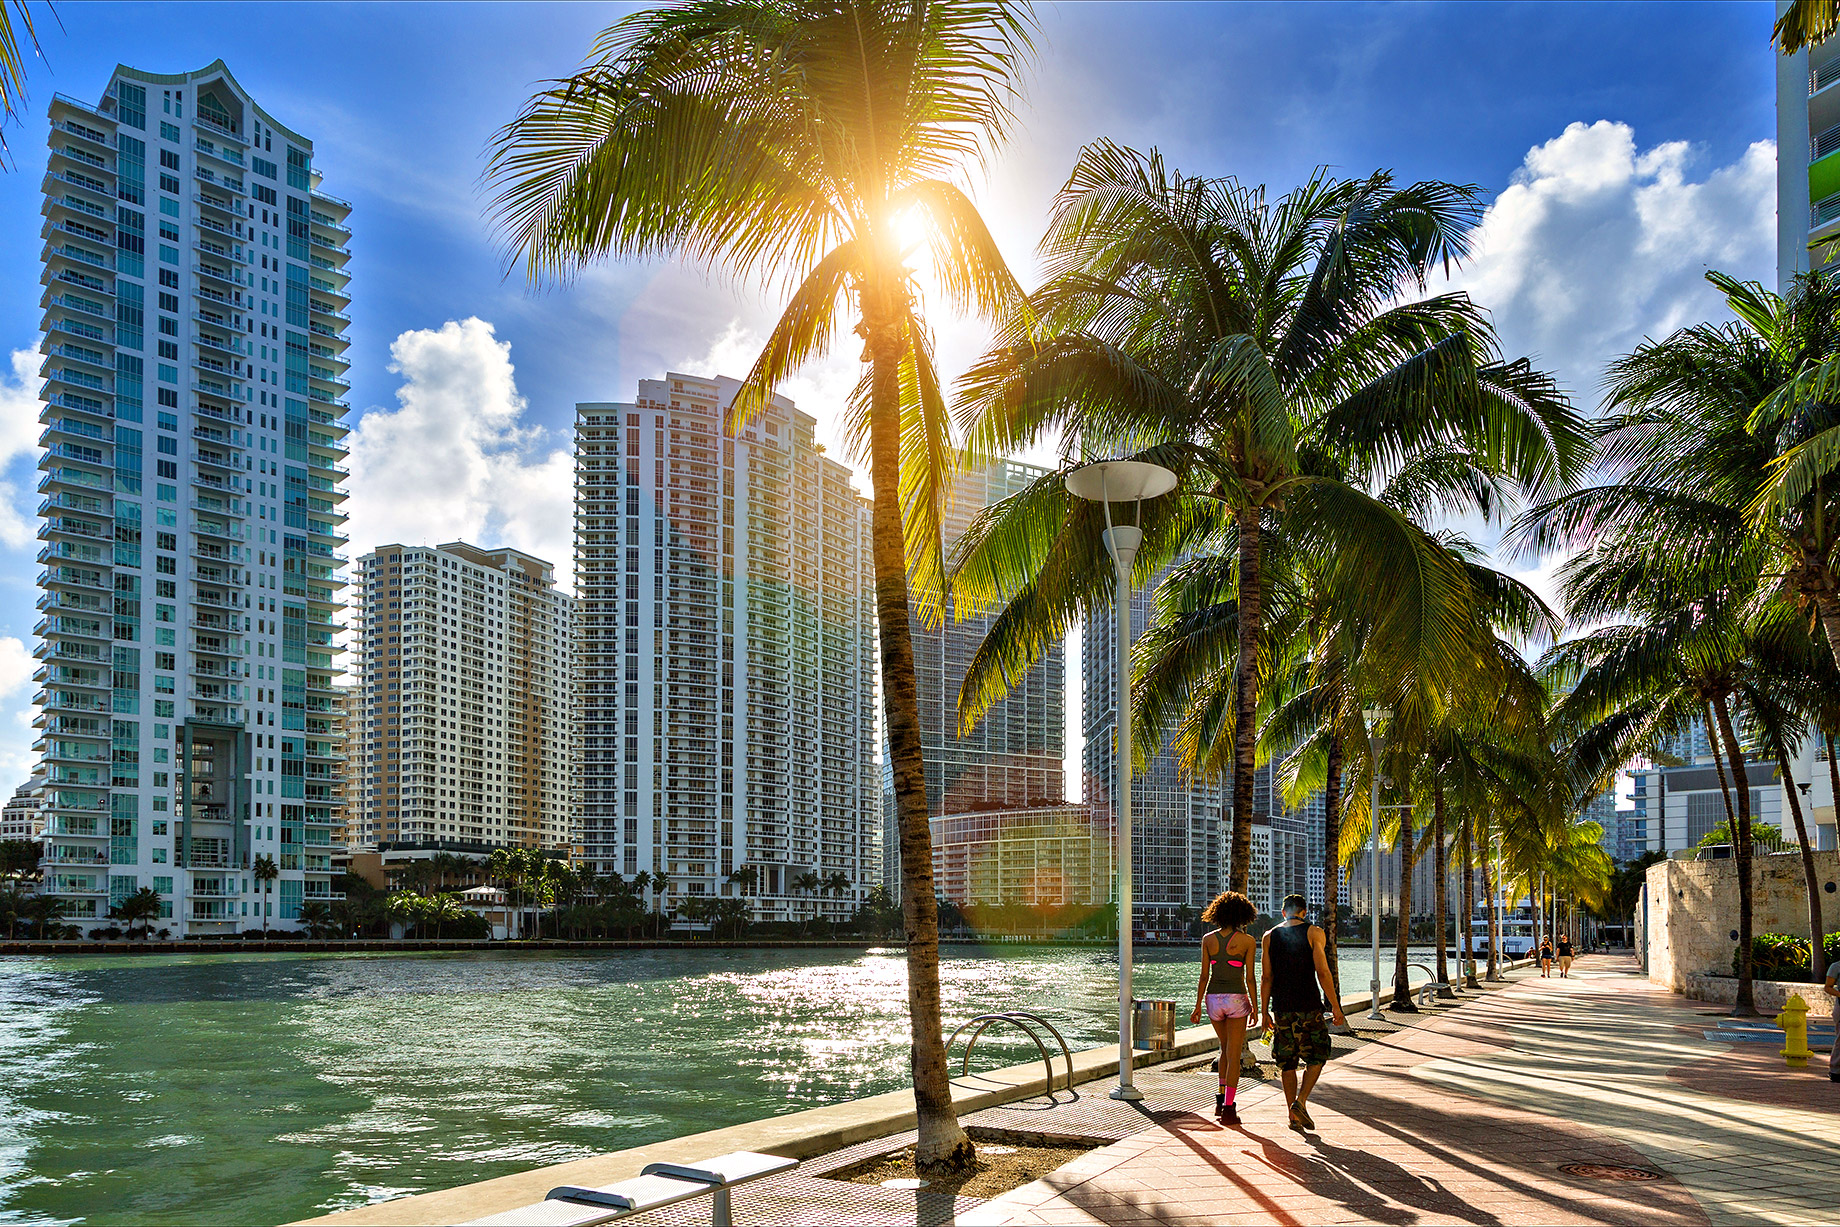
left=0, top=776, right=47, bottom=842
left=35, top=62, right=350, bottom=933
left=1779, top=32, right=1840, bottom=286
left=1081, top=565, right=1225, bottom=923
left=350, top=542, right=576, bottom=852
left=573, top=374, right=878, bottom=922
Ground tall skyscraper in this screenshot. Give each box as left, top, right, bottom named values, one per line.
left=915, top=461, right=1066, bottom=811
left=573, top=374, right=878, bottom=923
left=886, top=460, right=1068, bottom=891
left=1082, top=566, right=1225, bottom=922
left=350, top=543, right=575, bottom=852
left=35, top=63, right=351, bottom=933
left=1777, top=33, right=1840, bottom=288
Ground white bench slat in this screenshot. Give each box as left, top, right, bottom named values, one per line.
left=460, top=1199, right=621, bottom=1227
left=641, top=1152, right=798, bottom=1186
left=548, top=1172, right=714, bottom=1212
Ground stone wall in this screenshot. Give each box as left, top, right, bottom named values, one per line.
left=1683, top=972, right=1835, bottom=1014
left=1644, top=850, right=1840, bottom=992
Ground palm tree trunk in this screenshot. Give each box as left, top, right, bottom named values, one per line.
left=1228, top=512, right=1261, bottom=894
left=1460, top=812, right=1479, bottom=988
left=1775, top=736, right=1826, bottom=983
left=861, top=295, right=970, bottom=1173
left=1710, top=694, right=1757, bottom=1016
left=1482, top=839, right=1500, bottom=981
left=1322, top=730, right=1343, bottom=997
left=1432, top=784, right=1448, bottom=989
left=1391, top=808, right=1417, bottom=1010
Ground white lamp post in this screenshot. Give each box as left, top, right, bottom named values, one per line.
left=1067, top=457, right=1177, bottom=1103
left=1362, top=707, right=1388, bottom=1021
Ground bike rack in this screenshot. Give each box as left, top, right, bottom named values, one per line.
left=945, top=1011, right=1077, bottom=1099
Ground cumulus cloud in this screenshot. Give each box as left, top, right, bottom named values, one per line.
left=344, top=319, right=575, bottom=589
left=0, top=348, right=47, bottom=548
left=1440, top=120, right=1776, bottom=405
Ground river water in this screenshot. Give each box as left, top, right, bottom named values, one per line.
left=0, top=943, right=1441, bottom=1225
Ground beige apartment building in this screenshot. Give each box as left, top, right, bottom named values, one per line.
left=350, top=542, right=575, bottom=852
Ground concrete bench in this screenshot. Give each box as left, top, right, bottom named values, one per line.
left=460, top=1151, right=798, bottom=1227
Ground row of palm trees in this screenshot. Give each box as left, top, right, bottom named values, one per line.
left=484, top=0, right=1838, bottom=1170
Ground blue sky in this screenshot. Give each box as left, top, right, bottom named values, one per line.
left=0, top=1, right=1785, bottom=787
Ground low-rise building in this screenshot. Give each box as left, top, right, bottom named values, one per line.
left=930, top=804, right=1111, bottom=909
left=0, top=776, right=46, bottom=842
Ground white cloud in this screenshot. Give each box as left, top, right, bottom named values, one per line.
left=1440, top=120, right=1776, bottom=406
left=0, top=348, right=46, bottom=549
left=344, top=318, right=576, bottom=589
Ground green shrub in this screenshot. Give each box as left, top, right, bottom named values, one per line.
left=1732, top=931, right=1840, bottom=981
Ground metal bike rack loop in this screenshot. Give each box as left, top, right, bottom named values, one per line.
left=945, top=1011, right=1076, bottom=1098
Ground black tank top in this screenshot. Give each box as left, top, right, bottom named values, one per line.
left=1268, top=923, right=1323, bottom=1013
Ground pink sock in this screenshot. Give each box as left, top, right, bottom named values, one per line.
left=1222, top=1086, right=1236, bottom=1105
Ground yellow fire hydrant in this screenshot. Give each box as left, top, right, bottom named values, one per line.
left=1777, top=994, right=1812, bottom=1068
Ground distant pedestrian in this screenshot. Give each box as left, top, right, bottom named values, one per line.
left=1556, top=934, right=1575, bottom=977
left=1826, top=956, right=1840, bottom=1083
left=1191, top=890, right=1258, bottom=1125
left=1259, top=894, right=1347, bottom=1134
left=1538, top=938, right=1554, bottom=977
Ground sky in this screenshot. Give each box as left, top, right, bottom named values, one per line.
left=0, top=1, right=1784, bottom=794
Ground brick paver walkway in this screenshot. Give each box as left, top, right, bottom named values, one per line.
left=963, top=959, right=1840, bottom=1226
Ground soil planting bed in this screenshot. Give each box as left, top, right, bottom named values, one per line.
left=829, top=1136, right=1099, bottom=1201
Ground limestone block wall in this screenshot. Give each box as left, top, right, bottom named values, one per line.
left=1645, top=850, right=1840, bottom=992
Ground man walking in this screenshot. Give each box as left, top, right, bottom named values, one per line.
left=1260, top=893, right=1348, bottom=1133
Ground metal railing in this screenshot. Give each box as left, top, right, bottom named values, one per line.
left=946, top=1010, right=1076, bottom=1097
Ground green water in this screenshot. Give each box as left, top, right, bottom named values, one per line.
left=0, top=943, right=1409, bottom=1225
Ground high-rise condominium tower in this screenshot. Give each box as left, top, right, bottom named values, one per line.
left=350, top=543, right=575, bottom=852
left=1778, top=33, right=1840, bottom=287
left=35, top=63, right=351, bottom=933
left=916, top=461, right=1066, bottom=810
left=884, top=460, right=1067, bottom=891
left=573, top=374, right=877, bottom=922
left=1082, top=566, right=1223, bottom=923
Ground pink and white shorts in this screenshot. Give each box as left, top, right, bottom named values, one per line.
left=1205, top=993, right=1252, bottom=1022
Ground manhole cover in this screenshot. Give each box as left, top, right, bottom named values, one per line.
left=1560, top=1163, right=1663, bottom=1182
left=881, top=1178, right=930, bottom=1189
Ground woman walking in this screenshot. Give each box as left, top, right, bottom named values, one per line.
left=1556, top=933, right=1575, bottom=978
left=1191, top=891, right=1258, bottom=1124
left=1538, top=937, right=1554, bottom=978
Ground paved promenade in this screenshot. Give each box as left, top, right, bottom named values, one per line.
left=964, top=959, right=1839, bottom=1227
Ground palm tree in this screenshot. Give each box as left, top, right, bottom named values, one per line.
left=793, top=871, right=822, bottom=935
left=952, top=146, right=1585, bottom=899
left=298, top=900, right=335, bottom=939
left=20, top=893, right=64, bottom=939
left=1774, top=0, right=1836, bottom=53
left=0, top=0, right=46, bottom=169
left=486, top=1, right=1035, bottom=1170
left=253, top=854, right=279, bottom=938
left=108, top=887, right=164, bottom=939
left=649, top=870, right=672, bottom=938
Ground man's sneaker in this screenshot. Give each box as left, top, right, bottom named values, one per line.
left=1292, top=1100, right=1315, bottom=1131
left=1288, top=1101, right=1307, bottom=1133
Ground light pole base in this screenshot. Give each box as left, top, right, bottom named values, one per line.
left=1110, top=1084, right=1144, bottom=1102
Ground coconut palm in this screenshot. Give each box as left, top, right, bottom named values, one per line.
left=253, top=854, right=279, bottom=938
left=486, top=1, right=1035, bottom=1169
left=1543, top=592, right=1765, bottom=1013
left=1774, top=0, right=1837, bottom=53
left=952, top=145, right=1586, bottom=899
left=0, top=0, right=45, bottom=169
left=298, top=900, right=335, bottom=939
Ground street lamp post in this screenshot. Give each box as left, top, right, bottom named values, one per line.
left=1363, top=707, right=1387, bottom=1021
left=1067, top=458, right=1177, bottom=1103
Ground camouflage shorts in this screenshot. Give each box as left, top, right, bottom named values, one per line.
left=1269, top=1010, right=1332, bottom=1071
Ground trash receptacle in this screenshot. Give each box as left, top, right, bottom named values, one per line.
left=1134, top=999, right=1176, bottom=1051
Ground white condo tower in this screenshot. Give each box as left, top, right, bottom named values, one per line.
left=35, top=62, right=352, bottom=934
left=573, top=374, right=879, bottom=923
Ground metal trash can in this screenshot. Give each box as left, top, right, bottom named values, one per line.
left=1133, top=999, right=1177, bottom=1051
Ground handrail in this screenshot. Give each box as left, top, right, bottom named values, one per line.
left=945, top=1010, right=1074, bottom=1098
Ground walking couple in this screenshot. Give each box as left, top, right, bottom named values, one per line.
left=1191, top=892, right=1346, bottom=1130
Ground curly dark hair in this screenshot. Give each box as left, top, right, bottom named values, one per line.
left=1200, top=890, right=1256, bottom=930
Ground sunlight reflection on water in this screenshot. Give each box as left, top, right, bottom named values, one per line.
left=0, top=943, right=1415, bottom=1226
